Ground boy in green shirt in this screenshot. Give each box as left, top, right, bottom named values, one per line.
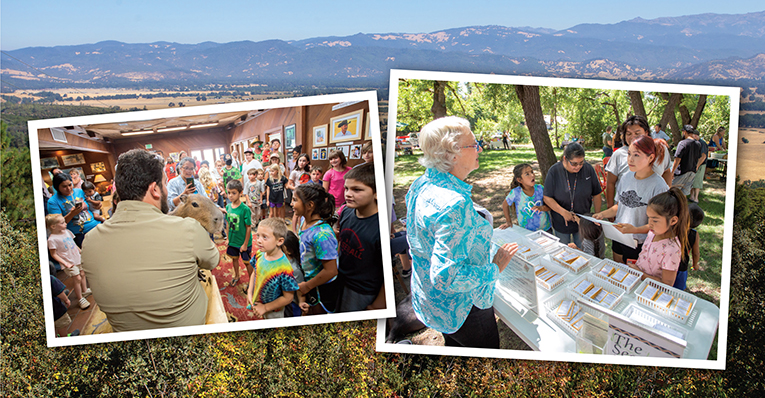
left=225, top=179, right=252, bottom=288
left=222, top=153, right=243, bottom=190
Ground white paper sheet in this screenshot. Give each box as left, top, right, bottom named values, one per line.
left=576, top=213, right=638, bottom=248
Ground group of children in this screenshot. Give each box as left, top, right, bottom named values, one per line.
left=500, top=156, right=704, bottom=291
left=222, top=143, right=382, bottom=319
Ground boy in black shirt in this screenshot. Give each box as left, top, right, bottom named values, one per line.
left=334, top=163, right=385, bottom=312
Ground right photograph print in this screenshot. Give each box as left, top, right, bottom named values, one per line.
left=378, top=69, right=739, bottom=370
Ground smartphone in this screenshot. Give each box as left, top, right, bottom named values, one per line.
left=185, top=177, right=195, bottom=188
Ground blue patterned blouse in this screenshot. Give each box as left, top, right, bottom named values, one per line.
left=405, top=168, right=499, bottom=334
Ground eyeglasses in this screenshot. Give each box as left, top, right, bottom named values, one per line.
left=460, top=141, right=482, bottom=151
left=181, top=166, right=195, bottom=171
left=566, top=159, right=584, bottom=167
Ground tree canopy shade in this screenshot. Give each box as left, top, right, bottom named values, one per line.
left=395, top=78, right=731, bottom=159
left=1, top=121, right=34, bottom=222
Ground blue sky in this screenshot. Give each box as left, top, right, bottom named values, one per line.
left=1, top=1, right=764, bottom=50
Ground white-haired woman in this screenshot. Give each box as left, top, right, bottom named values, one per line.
left=405, top=116, right=518, bottom=348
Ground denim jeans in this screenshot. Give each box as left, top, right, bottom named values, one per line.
left=553, top=229, right=582, bottom=249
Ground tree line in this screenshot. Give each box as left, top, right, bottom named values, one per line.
left=397, top=79, right=730, bottom=181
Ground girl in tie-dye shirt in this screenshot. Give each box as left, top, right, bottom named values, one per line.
left=292, top=184, right=339, bottom=314
left=499, top=164, right=551, bottom=232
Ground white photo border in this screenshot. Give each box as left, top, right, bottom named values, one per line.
left=30, top=91, right=395, bottom=347
left=379, top=69, right=739, bottom=371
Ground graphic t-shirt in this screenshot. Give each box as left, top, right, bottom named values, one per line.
left=244, top=179, right=266, bottom=206
left=48, top=230, right=81, bottom=266
left=337, top=207, right=383, bottom=295
left=635, top=231, right=681, bottom=279
left=614, top=171, right=669, bottom=243
left=221, top=166, right=242, bottom=189
left=298, top=219, right=338, bottom=281
left=265, top=176, right=289, bottom=204
left=226, top=202, right=252, bottom=248
left=289, top=170, right=311, bottom=189
left=250, top=251, right=299, bottom=305
left=87, top=192, right=103, bottom=216
left=47, top=189, right=99, bottom=235
left=505, top=184, right=551, bottom=232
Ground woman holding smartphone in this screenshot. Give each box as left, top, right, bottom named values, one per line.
left=167, top=157, right=207, bottom=212
left=47, top=173, right=101, bottom=247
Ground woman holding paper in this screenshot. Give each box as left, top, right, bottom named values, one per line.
left=543, top=142, right=602, bottom=248
left=405, top=116, right=518, bottom=348
left=594, top=135, right=668, bottom=264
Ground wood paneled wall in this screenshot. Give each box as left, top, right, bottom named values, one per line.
left=228, top=102, right=371, bottom=172
left=40, top=149, right=115, bottom=190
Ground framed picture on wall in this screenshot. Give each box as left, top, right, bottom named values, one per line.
left=313, top=124, right=327, bottom=147
left=284, top=124, right=296, bottom=150
left=320, top=148, right=328, bottom=160
left=91, top=162, right=107, bottom=173
left=337, top=145, right=350, bottom=159
left=350, top=144, right=362, bottom=160
left=311, top=148, right=319, bottom=160
left=365, top=111, right=371, bottom=140
left=329, top=109, right=363, bottom=144
left=61, top=153, right=86, bottom=166
left=40, top=157, right=60, bottom=169
left=62, top=167, right=84, bottom=180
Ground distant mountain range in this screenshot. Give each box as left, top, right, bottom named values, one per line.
left=2, top=11, right=764, bottom=90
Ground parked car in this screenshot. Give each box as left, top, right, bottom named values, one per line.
left=396, top=135, right=413, bottom=155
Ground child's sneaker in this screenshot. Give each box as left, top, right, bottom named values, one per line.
left=78, top=297, right=90, bottom=310
left=401, top=267, right=412, bottom=278
left=82, top=288, right=92, bottom=298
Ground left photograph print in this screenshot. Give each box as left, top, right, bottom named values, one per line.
left=30, top=91, right=394, bottom=347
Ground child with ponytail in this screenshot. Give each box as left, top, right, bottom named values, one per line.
left=594, top=135, right=669, bottom=264
left=631, top=187, right=690, bottom=286
left=291, top=184, right=340, bottom=314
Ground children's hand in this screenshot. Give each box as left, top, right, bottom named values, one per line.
left=298, top=282, right=311, bottom=295
left=615, top=223, right=636, bottom=234
left=240, top=243, right=249, bottom=253
left=254, top=303, right=269, bottom=317
left=299, top=302, right=310, bottom=314
left=567, top=242, right=578, bottom=249
left=531, top=205, right=545, bottom=213
left=498, top=223, right=511, bottom=230
left=63, top=262, right=74, bottom=269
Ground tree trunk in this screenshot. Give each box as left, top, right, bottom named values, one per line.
left=659, top=93, right=683, bottom=145
left=679, top=103, right=692, bottom=126
left=431, top=81, right=448, bottom=120
left=552, top=88, right=559, bottom=147
left=628, top=91, right=647, bottom=119
left=515, top=85, right=557, bottom=182
left=689, top=95, right=708, bottom=129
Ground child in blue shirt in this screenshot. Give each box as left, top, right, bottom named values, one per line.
left=499, top=163, right=551, bottom=232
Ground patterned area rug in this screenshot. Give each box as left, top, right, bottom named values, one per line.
left=211, top=239, right=260, bottom=322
